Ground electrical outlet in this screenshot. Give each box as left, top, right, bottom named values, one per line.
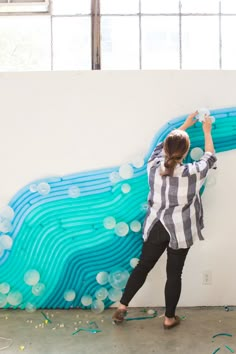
left=202, top=271, right=212, bottom=285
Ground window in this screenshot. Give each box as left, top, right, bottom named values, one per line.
left=221, top=16, right=236, bottom=69
left=0, top=0, right=49, bottom=13
left=101, top=16, right=139, bottom=70
left=0, top=0, right=236, bottom=70
left=181, top=16, right=219, bottom=69
left=0, top=16, right=51, bottom=71
left=53, top=17, right=91, bottom=70
left=141, top=16, right=179, bottom=69
left=51, top=0, right=90, bottom=15
left=0, top=0, right=92, bottom=71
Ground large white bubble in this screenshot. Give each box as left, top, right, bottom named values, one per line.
left=0, top=282, right=10, bottom=294
left=119, top=164, right=134, bottom=179
left=96, top=272, right=109, bottom=285
left=103, top=217, right=116, bottom=230
left=115, top=222, right=129, bottom=237
left=95, top=287, right=108, bottom=301
left=0, top=235, right=13, bottom=250
left=190, top=147, right=204, bottom=161
left=81, top=295, right=93, bottom=306
left=32, top=283, right=46, bottom=297
left=108, top=288, right=122, bottom=302
left=24, top=270, right=40, bottom=286
left=0, top=206, right=15, bottom=221
left=7, top=291, right=23, bottom=306
left=91, top=300, right=104, bottom=314
left=108, top=269, right=130, bottom=289
left=64, top=289, right=76, bottom=302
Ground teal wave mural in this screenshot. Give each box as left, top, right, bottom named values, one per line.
left=0, top=107, right=235, bottom=312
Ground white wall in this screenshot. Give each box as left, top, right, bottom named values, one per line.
left=0, top=71, right=235, bottom=306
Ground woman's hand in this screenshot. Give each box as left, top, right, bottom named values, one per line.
left=202, top=116, right=212, bottom=134
left=179, top=111, right=198, bottom=131
left=203, top=116, right=214, bottom=153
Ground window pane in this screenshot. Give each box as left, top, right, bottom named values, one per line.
left=141, top=0, right=179, bottom=14
left=221, top=0, right=236, bottom=13
left=0, top=16, right=50, bottom=71
left=101, top=16, right=139, bottom=69
left=182, top=16, right=219, bottom=69
left=142, top=16, right=179, bottom=69
left=51, top=0, right=91, bottom=15
left=181, top=0, right=219, bottom=13
left=100, top=0, right=139, bottom=14
left=222, top=16, right=236, bottom=68
left=53, top=17, right=91, bottom=70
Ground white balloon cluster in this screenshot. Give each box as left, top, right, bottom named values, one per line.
left=29, top=182, right=51, bottom=196
left=196, top=108, right=215, bottom=123
left=0, top=205, right=15, bottom=255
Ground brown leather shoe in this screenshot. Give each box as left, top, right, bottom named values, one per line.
left=112, top=309, right=127, bottom=324
left=163, top=316, right=181, bottom=329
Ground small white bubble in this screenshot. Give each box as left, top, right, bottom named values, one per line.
left=29, top=184, right=38, bottom=193
left=109, top=172, right=121, bottom=184
left=147, top=309, right=155, bottom=315
left=115, top=222, right=129, bottom=237
left=37, top=182, right=51, bottom=196
left=81, top=295, right=92, bottom=306
left=130, top=220, right=141, bottom=233
left=68, top=186, right=80, bottom=198
left=130, top=258, right=139, bottom=268
left=64, top=289, right=76, bottom=302
left=131, top=155, right=145, bottom=168
left=121, top=183, right=131, bottom=194
left=0, top=206, right=15, bottom=221
left=103, top=216, right=116, bottom=230
left=0, top=235, right=13, bottom=250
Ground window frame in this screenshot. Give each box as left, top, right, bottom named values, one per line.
left=0, top=0, right=49, bottom=13
left=0, top=0, right=236, bottom=70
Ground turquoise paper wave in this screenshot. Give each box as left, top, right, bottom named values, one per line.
left=0, top=107, right=235, bottom=310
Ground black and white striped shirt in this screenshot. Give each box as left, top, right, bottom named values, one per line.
left=143, top=142, right=217, bottom=249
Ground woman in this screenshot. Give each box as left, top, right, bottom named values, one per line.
left=112, top=111, right=217, bottom=329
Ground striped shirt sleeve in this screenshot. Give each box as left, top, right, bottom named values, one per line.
left=148, top=142, right=164, bottom=163
left=184, top=152, right=217, bottom=177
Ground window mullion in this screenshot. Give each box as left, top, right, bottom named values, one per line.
left=91, top=0, right=101, bottom=70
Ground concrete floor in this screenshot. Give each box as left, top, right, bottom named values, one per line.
left=0, top=307, right=235, bottom=354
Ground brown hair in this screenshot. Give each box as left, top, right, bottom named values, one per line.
left=161, top=129, right=190, bottom=177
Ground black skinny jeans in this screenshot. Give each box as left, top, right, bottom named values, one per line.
left=120, top=221, right=189, bottom=318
